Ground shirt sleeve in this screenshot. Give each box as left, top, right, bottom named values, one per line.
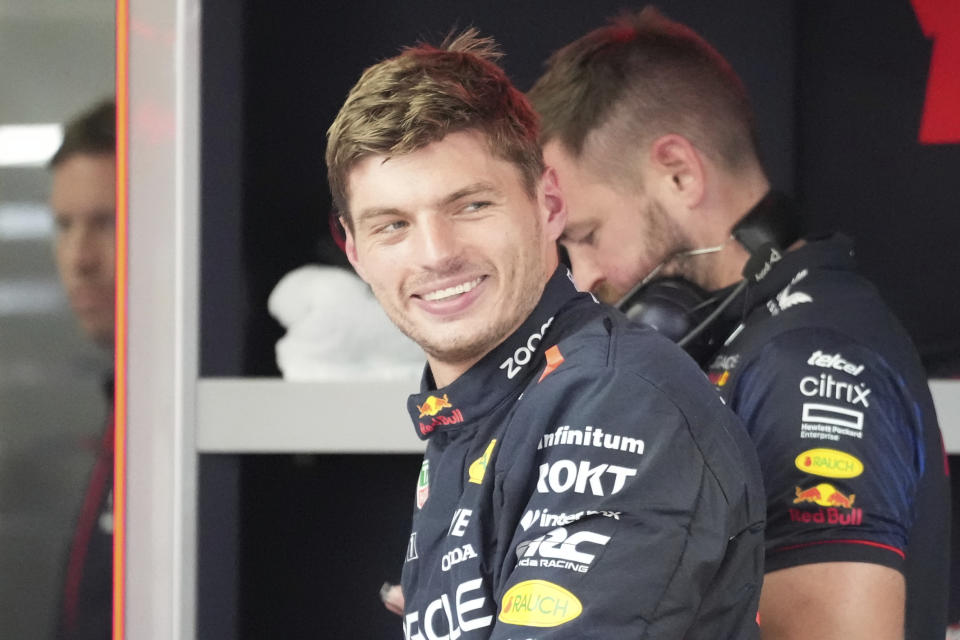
left=730, top=329, right=922, bottom=573
left=489, top=362, right=764, bottom=639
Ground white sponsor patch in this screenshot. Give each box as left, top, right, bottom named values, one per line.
left=500, top=317, right=554, bottom=379
left=516, top=527, right=611, bottom=573
left=406, top=532, right=418, bottom=562
left=799, top=373, right=872, bottom=407
left=801, top=403, right=864, bottom=441
left=536, top=460, right=637, bottom=496
left=538, top=425, right=644, bottom=456
left=404, top=578, right=492, bottom=640
left=709, top=353, right=741, bottom=370
left=441, top=544, right=478, bottom=572
left=807, top=350, right=865, bottom=376
left=752, top=247, right=782, bottom=282
left=768, top=269, right=812, bottom=315
left=519, top=508, right=621, bottom=532
left=448, top=508, right=472, bottom=537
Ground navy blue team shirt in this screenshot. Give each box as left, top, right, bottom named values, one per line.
left=704, top=234, right=949, bottom=639
left=400, top=267, right=766, bottom=640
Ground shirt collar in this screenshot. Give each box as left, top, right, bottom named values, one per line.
left=713, top=233, right=856, bottom=333
left=746, top=233, right=855, bottom=306
left=407, top=267, right=583, bottom=440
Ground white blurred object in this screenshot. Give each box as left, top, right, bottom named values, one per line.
left=0, top=123, right=63, bottom=167
left=268, top=265, right=424, bottom=381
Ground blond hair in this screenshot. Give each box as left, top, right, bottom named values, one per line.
left=326, top=29, right=543, bottom=227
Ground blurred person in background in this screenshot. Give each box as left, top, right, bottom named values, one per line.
left=528, top=8, right=949, bottom=639
left=48, top=98, right=115, bottom=640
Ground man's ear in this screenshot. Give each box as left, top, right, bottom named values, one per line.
left=341, top=216, right=367, bottom=282
left=647, top=134, right=706, bottom=208
left=539, top=166, right=568, bottom=242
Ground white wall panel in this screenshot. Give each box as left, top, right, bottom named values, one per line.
left=124, top=0, right=199, bottom=637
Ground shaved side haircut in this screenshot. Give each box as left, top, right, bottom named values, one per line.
left=529, top=7, right=760, bottom=181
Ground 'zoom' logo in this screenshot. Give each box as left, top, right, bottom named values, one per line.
left=500, top=317, right=554, bottom=379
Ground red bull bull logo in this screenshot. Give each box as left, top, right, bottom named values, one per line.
left=418, top=394, right=452, bottom=418
left=793, top=483, right=856, bottom=508
left=791, top=483, right=862, bottom=525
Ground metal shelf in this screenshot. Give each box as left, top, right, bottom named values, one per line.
left=196, top=378, right=425, bottom=453
left=194, top=377, right=960, bottom=453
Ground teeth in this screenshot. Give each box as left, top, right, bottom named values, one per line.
left=423, top=277, right=483, bottom=302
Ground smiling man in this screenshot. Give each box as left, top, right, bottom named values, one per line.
left=326, top=31, right=765, bottom=639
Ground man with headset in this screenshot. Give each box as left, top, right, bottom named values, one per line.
left=528, top=8, right=949, bottom=639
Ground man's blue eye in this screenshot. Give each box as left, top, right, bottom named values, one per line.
left=465, top=201, right=492, bottom=212
left=376, top=220, right=407, bottom=234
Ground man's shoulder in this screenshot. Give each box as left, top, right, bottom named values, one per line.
left=725, top=325, right=916, bottom=404
left=551, top=302, right=706, bottom=374
left=732, top=259, right=921, bottom=374
left=528, top=304, right=746, bottom=446
left=512, top=303, right=764, bottom=523
left=755, top=264, right=879, bottom=326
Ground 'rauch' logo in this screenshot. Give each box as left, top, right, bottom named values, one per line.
left=498, top=580, right=582, bottom=627
left=416, top=460, right=429, bottom=509
left=795, top=448, right=863, bottom=479
left=468, top=439, right=496, bottom=485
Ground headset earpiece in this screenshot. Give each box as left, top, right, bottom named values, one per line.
left=620, top=277, right=722, bottom=364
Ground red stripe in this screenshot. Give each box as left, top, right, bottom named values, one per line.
left=63, top=423, right=114, bottom=632
left=772, top=538, right=905, bottom=559
left=115, top=2, right=129, bottom=637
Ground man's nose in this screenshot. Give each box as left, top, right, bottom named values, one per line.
left=70, top=228, right=103, bottom=274
left=416, top=217, right=460, bottom=269
left=567, top=251, right=603, bottom=293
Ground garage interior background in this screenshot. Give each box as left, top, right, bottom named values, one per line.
left=195, top=0, right=960, bottom=638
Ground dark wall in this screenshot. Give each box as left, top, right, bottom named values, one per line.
left=796, top=0, right=960, bottom=373
left=237, top=454, right=423, bottom=639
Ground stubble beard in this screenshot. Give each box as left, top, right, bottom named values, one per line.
left=594, top=198, right=692, bottom=306
left=382, top=249, right=547, bottom=372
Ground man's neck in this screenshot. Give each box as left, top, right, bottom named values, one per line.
left=428, top=358, right=478, bottom=390
left=700, top=175, right=773, bottom=291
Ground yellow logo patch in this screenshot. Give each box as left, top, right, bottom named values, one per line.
left=468, top=439, right=497, bottom=484
left=795, top=448, right=863, bottom=478
left=498, top=580, right=582, bottom=627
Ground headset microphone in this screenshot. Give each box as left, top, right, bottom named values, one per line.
left=617, top=191, right=801, bottom=364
